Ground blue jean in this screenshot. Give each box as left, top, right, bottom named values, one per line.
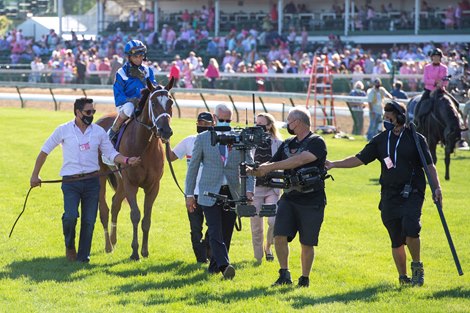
left=61, top=176, right=100, bottom=262
left=367, top=111, right=383, bottom=141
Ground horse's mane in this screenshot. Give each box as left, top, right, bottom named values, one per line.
left=138, top=88, right=151, bottom=111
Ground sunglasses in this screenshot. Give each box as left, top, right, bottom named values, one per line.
left=217, top=119, right=231, bottom=123
left=81, top=109, right=96, bottom=115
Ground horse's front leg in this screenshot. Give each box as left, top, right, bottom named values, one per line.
left=125, top=184, right=141, bottom=261
left=98, top=175, right=113, bottom=253
left=110, top=183, right=126, bottom=247
left=141, top=184, right=160, bottom=258
left=444, top=145, right=452, bottom=180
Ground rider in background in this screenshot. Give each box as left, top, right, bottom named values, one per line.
left=108, top=40, right=158, bottom=141
left=414, top=48, right=448, bottom=125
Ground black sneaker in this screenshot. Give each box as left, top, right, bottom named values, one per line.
left=399, top=275, right=412, bottom=286
left=107, top=129, right=117, bottom=142
left=272, top=269, right=293, bottom=286
left=411, top=261, right=424, bottom=286
left=222, top=264, right=235, bottom=280
left=297, top=276, right=310, bottom=287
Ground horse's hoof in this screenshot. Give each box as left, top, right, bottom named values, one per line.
left=130, top=254, right=140, bottom=261
left=141, top=251, right=149, bottom=258
left=105, top=244, right=114, bottom=253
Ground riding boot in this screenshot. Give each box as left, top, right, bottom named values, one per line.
left=108, top=115, right=125, bottom=142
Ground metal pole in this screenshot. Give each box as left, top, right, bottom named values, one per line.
left=409, top=123, right=463, bottom=276
left=344, top=0, right=349, bottom=37
left=171, top=92, right=181, bottom=118
left=154, top=0, right=159, bottom=34
left=214, top=0, right=219, bottom=37
left=415, top=0, right=420, bottom=35
left=58, top=0, right=63, bottom=38
left=278, top=0, right=283, bottom=35
left=228, top=95, right=239, bottom=122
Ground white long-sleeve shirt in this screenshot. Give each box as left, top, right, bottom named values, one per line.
left=41, top=120, right=120, bottom=176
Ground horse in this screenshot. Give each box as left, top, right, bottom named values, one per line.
left=96, top=77, right=174, bottom=260
left=408, top=92, right=462, bottom=180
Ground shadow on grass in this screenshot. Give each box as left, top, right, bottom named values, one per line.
left=430, top=287, right=470, bottom=299
left=1, top=257, right=110, bottom=282
left=290, top=284, right=391, bottom=309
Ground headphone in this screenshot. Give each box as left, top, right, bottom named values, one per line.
left=388, top=100, right=407, bottom=125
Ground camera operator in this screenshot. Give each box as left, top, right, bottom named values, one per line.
left=325, top=100, right=442, bottom=287
left=250, top=113, right=283, bottom=263
left=250, top=107, right=327, bottom=288
left=185, top=104, right=254, bottom=280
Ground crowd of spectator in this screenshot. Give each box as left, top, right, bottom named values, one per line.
left=0, top=2, right=469, bottom=93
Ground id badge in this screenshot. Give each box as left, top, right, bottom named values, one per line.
left=384, top=156, right=394, bottom=169
left=79, top=142, right=90, bottom=151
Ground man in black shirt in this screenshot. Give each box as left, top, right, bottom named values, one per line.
left=326, top=100, right=442, bottom=286
left=250, top=108, right=327, bottom=288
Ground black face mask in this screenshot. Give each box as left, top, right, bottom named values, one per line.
left=81, top=115, right=94, bottom=125
left=129, top=64, right=145, bottom=80
left=287, top=124, right=295, bottom=135
left=256, top=125, right=267, bottom=132
left=197, top=126, right=209, bottom=133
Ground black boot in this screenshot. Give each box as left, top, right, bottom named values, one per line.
left=107, top=128, right=118, bottom=142
left=272, top=269, right=292, bottom=286
left=411, top=261, right=424, bottom=286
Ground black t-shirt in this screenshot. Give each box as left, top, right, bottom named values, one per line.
left=271, top=133, right=327, bottom=170
left=355, top=127, right=433, bottom=192
left=271, top=133, right=327, bottom=199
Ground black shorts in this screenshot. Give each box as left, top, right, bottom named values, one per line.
left=273, top=193, right=326, bottom=246
left=379, top=192, right=424, bottom=248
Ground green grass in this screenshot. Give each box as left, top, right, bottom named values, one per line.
left=1, top=107, right=469, bottom=313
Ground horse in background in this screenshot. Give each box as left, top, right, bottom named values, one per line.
left=96, top=77, right=174, bottom=260
left=408, top=92, right=462, bottom=180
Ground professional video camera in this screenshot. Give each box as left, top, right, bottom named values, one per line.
left=261, top=166, right=333, bottom=193
left=210, top=126, right=270, bottom=150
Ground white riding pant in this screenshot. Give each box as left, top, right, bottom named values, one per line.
left=117, top=101, right=135, bottom=118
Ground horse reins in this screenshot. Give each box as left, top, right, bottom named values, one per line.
left=9, top=166, right=130, bottom=238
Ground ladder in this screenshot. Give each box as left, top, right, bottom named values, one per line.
left=306, top=54, right=336, bottom=131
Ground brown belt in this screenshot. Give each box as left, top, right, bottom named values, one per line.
left=63, top=171, right=99, bottom=179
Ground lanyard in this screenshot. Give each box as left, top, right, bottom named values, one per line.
left=387, top=130, right=403, bottom=168
left=73, top=123, right=93, bottom=148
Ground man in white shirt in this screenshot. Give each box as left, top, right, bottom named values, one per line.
left=30, top=98, right=141, bottom=263
left=169, top=112, right=214, bottom=263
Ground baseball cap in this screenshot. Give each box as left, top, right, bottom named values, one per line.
left=197, top=112, right=213, bottom=122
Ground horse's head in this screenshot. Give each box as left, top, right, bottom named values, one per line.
left=145, top=77, right=175, bottom=143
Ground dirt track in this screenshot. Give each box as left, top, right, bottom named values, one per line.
left=0, top=86, right=361, bottom=134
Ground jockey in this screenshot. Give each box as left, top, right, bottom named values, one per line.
left=108, top=40, right=158, bottom=141
left=414, top=48, right=448, bottom=125
left=422, top=48, right=448, bottom=101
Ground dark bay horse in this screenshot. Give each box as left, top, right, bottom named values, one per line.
left=408, top=92, right=462, bottom=180
left=97, top=77, right=174, bottom=260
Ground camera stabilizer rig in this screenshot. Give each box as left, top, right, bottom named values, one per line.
left=204, top=126, right=276, bottom=217
left=261, top=166, right=333, bottom=193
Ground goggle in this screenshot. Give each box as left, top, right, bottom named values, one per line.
left=217, top=119, right=231, bottom=123
left=81, top=109, right=96, bottom=115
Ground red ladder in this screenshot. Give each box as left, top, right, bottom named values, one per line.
left=306, top=54, right=336, bottom=131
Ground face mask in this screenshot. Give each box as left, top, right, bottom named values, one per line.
left=256, top=125, right=267, bottom=132
left=287, top=123, right=295, bottom=135
left=383, top=120, right=395, bottom=131
left=216, top=121, right=230, bottom=127
left=197, top=126, right=209, bottom=133
left=81, top=115, right=93, bottom=125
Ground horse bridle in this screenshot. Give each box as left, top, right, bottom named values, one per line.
left=134, top=88, right=172, bottom=139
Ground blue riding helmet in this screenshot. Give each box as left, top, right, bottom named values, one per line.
left=124, top=40, right=147, bottom=57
